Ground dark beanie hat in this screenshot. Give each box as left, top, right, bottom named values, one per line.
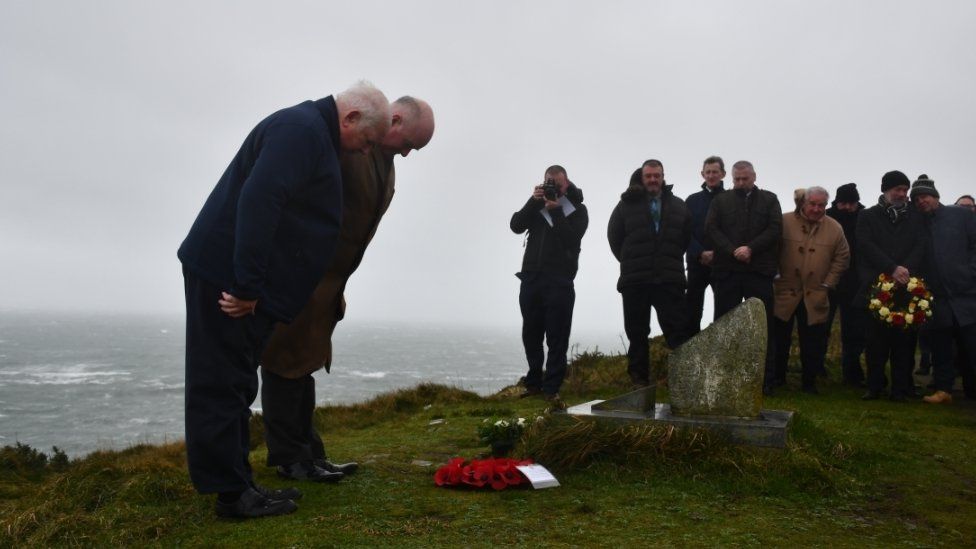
left=835, top=182, right=859, bottom=203
left=910, top=174, right=939, bottom=199
left=881, top=170, right=911, bottom=192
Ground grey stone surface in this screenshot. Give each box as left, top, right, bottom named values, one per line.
left=592, top=385, right=655, bottom=414
left=560, top=402, right=792, bottom=448
left=667, top=297, right=766, bottom=419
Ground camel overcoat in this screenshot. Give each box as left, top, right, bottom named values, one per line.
left=261, top=149, right=395, bottom=378
left=773, top=212, right=850, bottom=325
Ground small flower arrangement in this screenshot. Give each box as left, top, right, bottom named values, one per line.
left=867, top=273, right=933, bottom=329
left=477, top=417, right=529, bottom=447
left=434, top=457, right=535, bottom=490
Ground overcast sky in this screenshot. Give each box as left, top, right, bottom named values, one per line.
left=2, top=1, right=974, bottom=338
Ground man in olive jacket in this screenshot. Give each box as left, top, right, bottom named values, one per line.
left=856, top=170, right=926, bottom=401
left=510, top=165, right=589, bottom=400
left=608, top=159, right=692, bottom=388
left=911, top=176, right=976, bottom=404
left=772, top=187, right=850, bottom=393
left=704, top=160, right=782, bottom=393
left=260, top=97, right=435, bottom=482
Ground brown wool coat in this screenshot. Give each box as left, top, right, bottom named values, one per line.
left=773, top=212, right=850, bottom=325
left=260, top=150, right=395, bottom=378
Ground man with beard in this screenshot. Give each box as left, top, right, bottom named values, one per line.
left=772, top=187, right=849, bottom=393
left=911, top=176, right=976, bottom=404
left=856, top=171, right=926, bottom=402
left=704, top=160, right=782, bottom=394
left=608, top=159, right=692, bottom=389
left=260, top=97, right=435, bottom=482
left=684, top=156, right=726, bottom=335
left=825, top=183, right=867, bottom=386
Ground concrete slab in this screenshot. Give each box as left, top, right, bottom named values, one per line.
left=560, top=400, right=794, bottom=448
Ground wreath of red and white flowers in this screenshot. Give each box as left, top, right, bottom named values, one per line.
left=867, top=273, right=933, bottom=328
left=434, top=457, right=534, bottom=490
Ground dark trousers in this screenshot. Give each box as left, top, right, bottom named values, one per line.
left=622, top=283, right=689, bottom=386
left=773, top=301, right=828, bottom=389
left=183, top=269, right=274, bottom=494
left=827, top=297, right=867, bottom=384
left=712, top=270, right=776, bottom=388
left=685, top=262, right=712, bottom=336
left=930, top=319, right=976, bottom=396
left=519, top=272, right=575, bottom=395
left=864, top=321, right=918, bottom=398
left=261, top=368, right=326, bottom=466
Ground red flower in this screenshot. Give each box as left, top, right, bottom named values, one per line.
left=913, top=310, right=926, bottom=323
left=434, top=457, right=465, bottom=486
left=912, top=286, right=926, bottom=296
left=462, top=459, right=495, bottom=488
left=877, top=291, right=891, bottom=302
left=891, top=313, right=905, bottom=326
left=493, top=458, right=525, bottom=486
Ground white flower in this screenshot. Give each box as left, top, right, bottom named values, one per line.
left=881, top=282, right=895, bottom=292
left=536, top=416, right=545, bottom=423
left=869, top=299, right=882, bottom=309
left=919, top=300, right=929, bottom=310
left=905, top=315, right=914, bottom=324
left=517, top=418, right=526, bottom=426
left=495, top=420, right=508, bottom=427
left=879, top=307, right=890, bottom=317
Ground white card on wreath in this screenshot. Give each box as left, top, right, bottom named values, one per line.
left=516, top=464, right=560, bottom=489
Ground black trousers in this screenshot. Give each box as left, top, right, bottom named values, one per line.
left=183, top=269, right=274, bottom=494
left=864, top=321, right=918, bottom=398
left=261, top=368, right=327, bottom=466
left=712, top=270, right=776, bottom=388
left=773, top=301, right=828, bottom=389
left=519, top=272, right=575, bottom=395
left=827, top=297, right=867, bottom=384
left=685, top=262, right=712, bottom=336
left=622, top=283, right=689, bottom=386
left=930, top=318, right=976, bottom=396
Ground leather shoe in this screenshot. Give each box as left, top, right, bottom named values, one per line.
left=215, top=487, right=297, bottom=519
left=518, top=387, right=542, bottom=399
left=277, top=461, right=344, bottom=483
left=923, top=390, right=953, bottom=404
left=861, top=390, right=881, bottom=401
left=314, top=459, right=359, bottom=476
left=253, top=483, right=302, bottom=501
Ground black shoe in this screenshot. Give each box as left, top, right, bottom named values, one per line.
left=253, top=483, right=302, bottom=501
left=861, top=390, right=881, bottom=401
left=518, top=387, right=542, bottom=399
left=215, top=487, right=297, bottom=519
left=801, top=385, right=819, bottom=395
left=314, top=459, right=359, bottom=476
left=277, top=461, right=344, bottom=483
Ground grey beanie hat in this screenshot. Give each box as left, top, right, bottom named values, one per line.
left=910, top=174, right=939, bottom=199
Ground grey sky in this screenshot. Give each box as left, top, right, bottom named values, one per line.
left=1, top=1, right=974, bottom=336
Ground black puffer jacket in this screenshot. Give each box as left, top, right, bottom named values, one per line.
left=704, top=186, right=783, bottom=276
left=510, top=183, right=588, bottom=279
left=607, top=182, right=692, bottom=291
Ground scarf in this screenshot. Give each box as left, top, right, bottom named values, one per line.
left=878, top=195, right=908, bottom=224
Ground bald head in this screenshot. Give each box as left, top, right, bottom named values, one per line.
left=381, top=96, right=435, bottom=157
left=334, top=80, right=391, bottom=154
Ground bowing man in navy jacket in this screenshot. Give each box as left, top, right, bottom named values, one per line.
left=177, top=81, right=391, bottom=519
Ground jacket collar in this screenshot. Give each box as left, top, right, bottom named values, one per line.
left=313, top=96, right=341, bottom=155
left=700, top=181, right=725, bottom=193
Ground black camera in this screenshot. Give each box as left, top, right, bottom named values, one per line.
left=543, top=178, right=558, bottom=201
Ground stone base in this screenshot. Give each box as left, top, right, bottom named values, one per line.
left=560, top=401, right=794, bottom=448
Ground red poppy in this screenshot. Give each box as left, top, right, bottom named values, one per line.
left=892, top=314, right=905, bottom=326
left=494, top=459, right=524, bottom=486
left=434, top=457, right=465, bottom=486
left=462, top=460, right=495, bottom=488
left=877, top=291, right=891, bottom=302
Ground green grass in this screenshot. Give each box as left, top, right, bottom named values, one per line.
left=2, top=334, right=975, bottom=547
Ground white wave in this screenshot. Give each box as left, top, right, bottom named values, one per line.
left=347, top=370, right=387, bottom=379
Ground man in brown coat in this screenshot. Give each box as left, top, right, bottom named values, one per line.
left=772, top=187, right=850, bottom=393
left=259, top=97, right=435, bottom=482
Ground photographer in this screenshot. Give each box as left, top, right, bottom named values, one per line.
left=510, top=165, right=589, bottom=401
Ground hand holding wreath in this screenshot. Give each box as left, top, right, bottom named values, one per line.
left=867, top=273, right=933, bottom=328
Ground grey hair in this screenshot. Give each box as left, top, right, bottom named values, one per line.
left=805, top=186, right=829, bottom=201
left=732, top=160, right=755, bottom=172
left=335, top=80, right=390, bottom=130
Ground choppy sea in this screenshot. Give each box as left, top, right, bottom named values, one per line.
left=0, top=311, right=622, bottom=457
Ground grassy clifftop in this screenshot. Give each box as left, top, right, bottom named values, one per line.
left=2, top=346, right=976, bottom=547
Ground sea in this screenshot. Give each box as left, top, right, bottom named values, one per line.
left=0, top=311, right=622, bottom=457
